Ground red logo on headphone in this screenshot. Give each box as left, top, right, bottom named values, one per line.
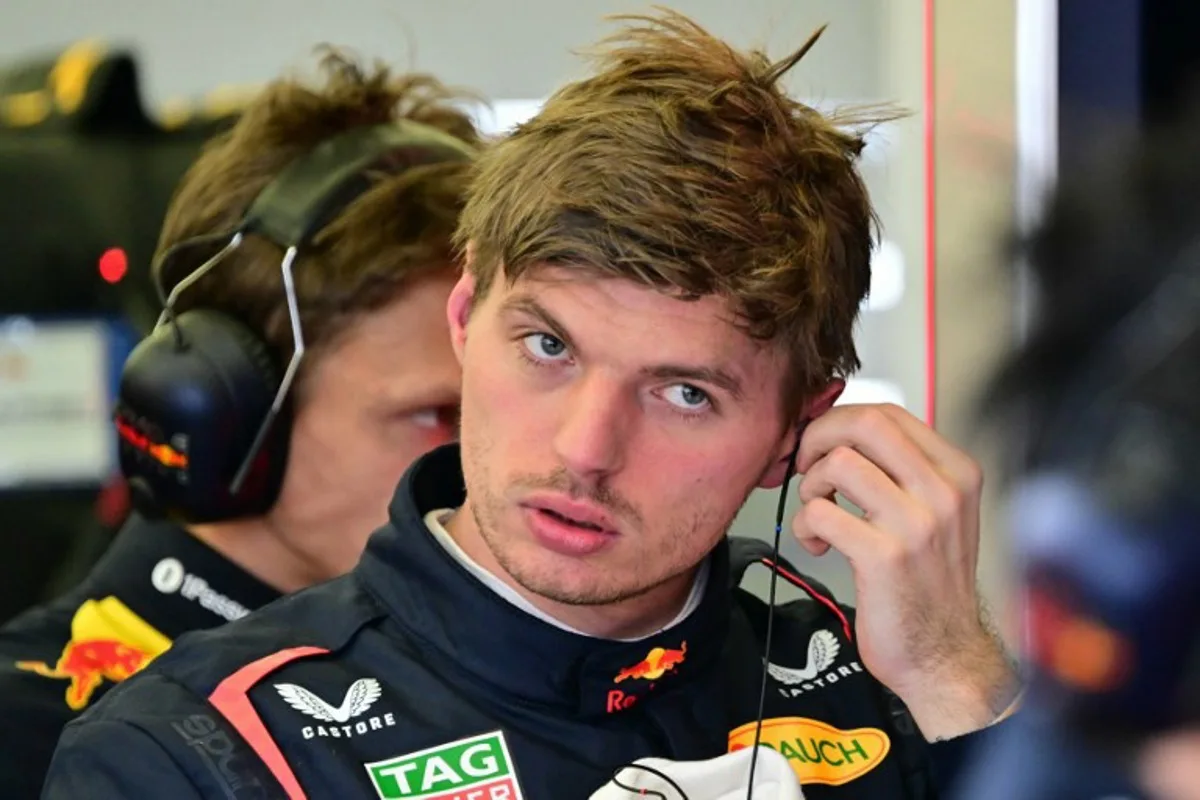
left=115, top=416, right=189, bottom=469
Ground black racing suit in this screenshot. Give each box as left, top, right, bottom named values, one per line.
left=0, top=515, right=279, bottom=798
left=44, top=445, right=1004, bottom=799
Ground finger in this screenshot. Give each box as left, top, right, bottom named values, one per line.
left=875, top=404, right=983, bottom=495
left=798, top=445, right=917, bottom=527
left=791, top=496, right=888, bottom=568
left=798, top=535, right=831, bottom=557
left=796, top=491, right=836, bottom=556
left=797, top=405, right=944, bottom=499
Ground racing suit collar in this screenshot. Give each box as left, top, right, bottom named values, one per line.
left=85, top=513, right=281, bottom=639
left=360, top=444, right=731, bottom=719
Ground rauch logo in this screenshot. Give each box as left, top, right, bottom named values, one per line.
left=728, top=716, right=890, bottom=786
left=364, top=730, right=524, bottom=800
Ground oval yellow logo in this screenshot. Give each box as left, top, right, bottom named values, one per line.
left=728, top=717, right=890, bottom=786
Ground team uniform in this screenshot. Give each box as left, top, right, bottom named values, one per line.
left=0, top=516, right=279, bottom=798
left=44, top=444, right=997, bottom=799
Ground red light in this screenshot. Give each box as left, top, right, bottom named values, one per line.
left=99, top=248, right=128, bottom=283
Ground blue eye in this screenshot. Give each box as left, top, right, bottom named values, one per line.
left=522, top=333, right=569, bottom=362
left=663, top=383, right=710, bottom=411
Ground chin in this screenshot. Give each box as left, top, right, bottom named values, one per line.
left=508, top=545, right=664, bottom=606
left=516, top=573, right=642, bottom=607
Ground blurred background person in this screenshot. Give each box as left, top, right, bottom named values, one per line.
left=953, top=92, right=1200, bottom=800
left=0, top=49, right=479, bottom=799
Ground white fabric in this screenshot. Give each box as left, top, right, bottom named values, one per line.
left=589, top=747, right=804, bottom=800
left=424, top=508, right=708, bottom=642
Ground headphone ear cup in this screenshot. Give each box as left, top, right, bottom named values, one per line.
left=214, top=311, right=283, bottom=394
left=115, top=310, right=292, bottom=523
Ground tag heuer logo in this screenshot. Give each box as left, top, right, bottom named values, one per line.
left=275, top=678, right=397, bottom=740
left=365, top=730, right=524, bottom=800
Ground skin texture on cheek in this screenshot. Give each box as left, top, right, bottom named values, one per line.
left=270, top=396, right=409, bottom=576
left=202, top=271, right=463, bottom=591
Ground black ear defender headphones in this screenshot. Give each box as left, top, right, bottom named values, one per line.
left=114, top=121, right=476, bottom=525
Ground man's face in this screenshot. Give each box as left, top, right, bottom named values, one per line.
left=448, top=266, right=806, bottom=608
left=271, top=269, right=462, bottom=577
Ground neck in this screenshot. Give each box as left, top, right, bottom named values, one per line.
left=187, top=518, right=328, bottom=594
left=443, top=503, right=697, bottom=640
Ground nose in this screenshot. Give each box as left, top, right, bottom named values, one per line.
left=552, top=373, right=631, bottom=481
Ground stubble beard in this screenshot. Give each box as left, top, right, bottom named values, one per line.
left=468, top=476, right=750, bottom=608
left=458, top=417, right=765, bottom=609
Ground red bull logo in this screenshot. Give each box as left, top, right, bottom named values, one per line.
left=614, top=642, right=687, bottom=683
left=608, top=642, right=687, bottom=714
left=115, top=416, right=189, bottom=469
left=15, top=597, right=171, bottom=710
left=17, top=639, right=151, bottom=709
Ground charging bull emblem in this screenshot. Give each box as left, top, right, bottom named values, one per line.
left=15, top=596, right=171, bottom=709
left=614, top=642, right=687, bottom=683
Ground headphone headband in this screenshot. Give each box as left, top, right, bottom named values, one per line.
left=243, top=120, right=475, bottom=249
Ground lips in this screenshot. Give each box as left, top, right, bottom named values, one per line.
left=521, top=494, right=617, bottom=535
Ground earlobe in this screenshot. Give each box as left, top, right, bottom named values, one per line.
left=446, top=272, right=476, bottom=363
left=756, top=379, right=847, bottom=489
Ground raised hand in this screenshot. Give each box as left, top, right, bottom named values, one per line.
left=790, top=403, right=1019, bottom=740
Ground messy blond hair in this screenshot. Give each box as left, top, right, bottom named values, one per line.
left=456, top=9, right=898, bottom=410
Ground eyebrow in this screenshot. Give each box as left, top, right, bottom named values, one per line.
left=500, top=295, right=577, bottom=351
left=501, top=294, right=745, bottom=401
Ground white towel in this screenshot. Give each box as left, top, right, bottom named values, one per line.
left=589, top=747, right=805, bottom=800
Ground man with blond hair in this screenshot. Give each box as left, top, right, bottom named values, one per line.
left=44, top=12, right=1017, bottom=799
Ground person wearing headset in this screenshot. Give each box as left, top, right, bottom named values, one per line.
left=43, top=12, right=1019, bottom=799
left=0, top=51, right=480, bottom=799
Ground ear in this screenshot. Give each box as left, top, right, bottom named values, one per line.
left=804, top=379, right=845, bottom=418
left=446, top=270, right=477, bottom=365
left=757, top=379, right=846, bottom=489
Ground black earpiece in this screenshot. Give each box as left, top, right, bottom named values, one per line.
left=114, top=120, right=475, bottom=524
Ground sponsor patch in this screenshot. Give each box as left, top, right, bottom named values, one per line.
left=613, top=642, right=687, bottom=683
left=606, top=641, right=688, bottom=714
left=365, top=730, right=524, bottom=800
left=767, top=629, right=868, bottom=699
left=15, top=596, right=171, bottom=709
left=275, top=678, right=397, bottom=740
left=729, top=716, right=890, bottom=786
left=152, top=557, right=251, bottom=622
